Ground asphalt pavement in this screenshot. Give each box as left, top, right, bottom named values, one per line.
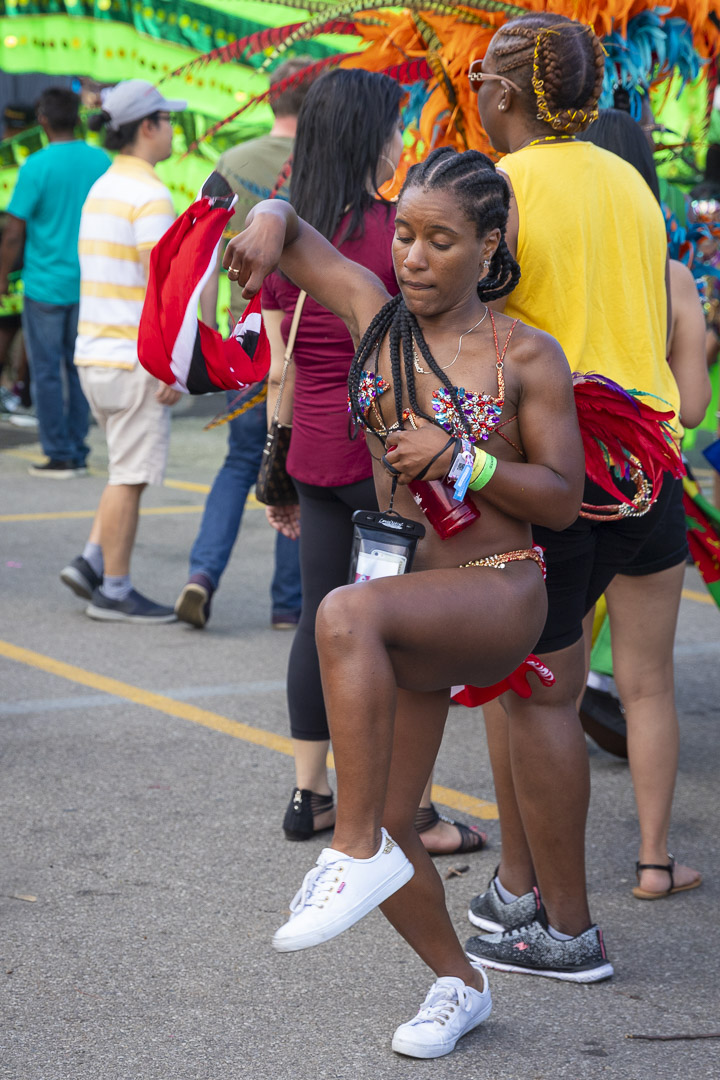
left=1, top=398, right=718, bottom=1080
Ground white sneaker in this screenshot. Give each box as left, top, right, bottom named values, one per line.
left=391, top=967, right=492, bottom=1059
left=272, top=827, right=414, bottom=952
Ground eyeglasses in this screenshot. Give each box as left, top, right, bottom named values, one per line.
left=468, top=59, right=522, bottom=95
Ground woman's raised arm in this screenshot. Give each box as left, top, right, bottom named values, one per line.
left=223, top=200, right=390, bottom=343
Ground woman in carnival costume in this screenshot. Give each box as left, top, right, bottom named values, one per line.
left=224, top=144, right=585, bottom=1056
left=463, top=13, right=685, bottom=979
left=262, top=66, right=487, bottom=858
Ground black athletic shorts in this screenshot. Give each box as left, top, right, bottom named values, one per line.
left=532, top=473, right=687, bottom=654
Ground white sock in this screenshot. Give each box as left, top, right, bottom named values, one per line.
left=101, top=574, right=132, bottom=601
left=546, top=924, right=573, bottom=941
left=82, top=541, right=104, bottom=577
left=494, top=876, right=520, bottom=904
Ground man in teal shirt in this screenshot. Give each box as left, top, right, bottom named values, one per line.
left=0, top=88, right=109, bottom=476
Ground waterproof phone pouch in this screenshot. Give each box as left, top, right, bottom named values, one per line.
left=348, top=510, right=426, bottom=584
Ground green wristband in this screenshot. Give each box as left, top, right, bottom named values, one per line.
left=468, top=448, right=497, bottom=491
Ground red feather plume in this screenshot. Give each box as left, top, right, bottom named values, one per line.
left=382, top=58, right=433, bottom=82
left=573, top=372, right=684, bottom=507
left=161, top=19, right=360, bottom=83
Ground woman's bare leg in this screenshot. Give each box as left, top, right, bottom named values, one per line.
left=291, top=738, right=332, bottom=794
left=606, top=563, right=700, bottom=893
left=415, top=769, right=487, bottom=855
left=379, top=688, right=484, bottom=989
left=315, top=566, right=546, bottom=861
left=291, top=737, right=335, bottom=831
left=482, top=696, right=535, bottom=895
left=501, top=638, right=593, bottom=936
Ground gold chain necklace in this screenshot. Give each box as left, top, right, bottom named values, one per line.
left=412, top=306, right=488, bottom=375
left=527, top=134, right=576, bottom=148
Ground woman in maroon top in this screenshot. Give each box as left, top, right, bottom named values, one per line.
left=262, top=69, right=402, bottom=842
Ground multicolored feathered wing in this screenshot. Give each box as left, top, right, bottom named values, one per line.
left=162, top=2, right=720, bottom=170
left=138, top=172, right=270, bottom=395
left=572, top=372, right=685, bottom=510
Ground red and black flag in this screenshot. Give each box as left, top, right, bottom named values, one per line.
left=138, top=171, right=270, bottom=394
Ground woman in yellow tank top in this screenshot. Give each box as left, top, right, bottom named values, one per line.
left=463, top=12, right=698, bottom=984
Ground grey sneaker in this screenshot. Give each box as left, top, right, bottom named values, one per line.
left=465, top=911, right=613, bottom=983
left=468, top=872, right=541, bottom=933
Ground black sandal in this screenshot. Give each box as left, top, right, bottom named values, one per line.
left=282, top=787, right=335, bottom=841
left=632, top=855, right=702, bottom=900
left=414, top=802, right=487, bottom=856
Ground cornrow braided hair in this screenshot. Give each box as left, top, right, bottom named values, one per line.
left=493, top=13, right=604, bottom=135
left=348, top=148, right=520, bottom=442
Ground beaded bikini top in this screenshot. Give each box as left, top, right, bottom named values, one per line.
left=354, top=310, right=523, bottom=454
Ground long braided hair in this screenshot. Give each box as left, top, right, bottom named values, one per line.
left=348, top=147, right=520, bottom=441
left=492, top=13, right=605, bottom=135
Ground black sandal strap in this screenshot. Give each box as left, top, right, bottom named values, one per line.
left=414, top=802, right=487, bottom=853
left=309, top=791, right=334, bottom=817
left=414, top=802, right=441, bottom=834
left=635, top=857, right=675, bottom=889
left=449, top=820, right=487, bottom=854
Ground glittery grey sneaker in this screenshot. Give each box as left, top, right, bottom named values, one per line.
left=468, top=873, right=541, bottom=933
left=466, top=911, right=613, bottom=983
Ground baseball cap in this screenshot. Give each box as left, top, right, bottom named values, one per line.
left=101, top=79, right=187, bottom=128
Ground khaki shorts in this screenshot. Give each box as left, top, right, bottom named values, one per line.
left=78, top=365, right=170, bottom=486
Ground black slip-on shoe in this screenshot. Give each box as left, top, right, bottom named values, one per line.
left=86, top=587, right=177, bottom=624
left=60, top=556, right=102, bottom=601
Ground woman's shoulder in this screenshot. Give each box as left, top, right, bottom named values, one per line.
left=669, top=257, right=697, bottom=296
left=492, top=311, right=567, bottom=369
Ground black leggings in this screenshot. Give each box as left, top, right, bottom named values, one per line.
left=287, top=476, right=378, bottom=741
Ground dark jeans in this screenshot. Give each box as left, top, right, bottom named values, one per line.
left=189, top=391, right=301, bottom=616
left=22, top=296, right=89, bottom=465
left=288, top=476, right=377, bottom=741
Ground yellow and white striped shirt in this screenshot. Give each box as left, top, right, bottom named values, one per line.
left=75, top=155, right=175, bottom=370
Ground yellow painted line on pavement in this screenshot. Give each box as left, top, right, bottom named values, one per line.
left=163, top=477, right=262, bottom=508
left=0, top=639, right=498, bottom=820
left=162, top=478, right=211, bottom=493
left=1, top=449, right=262, bottom=508
left=2, top=500, right=716, bottom=610
left=681, top=588, right=714, bottom=606
left=0, top=506, right=204, bottom=523
left=3, top=446, right=49, bottom=464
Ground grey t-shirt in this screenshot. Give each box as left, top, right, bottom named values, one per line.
left=216, top=134, right=293, bottom=317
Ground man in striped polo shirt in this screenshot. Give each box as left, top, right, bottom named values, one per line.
left=60, top=81, right=186, bottom=623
